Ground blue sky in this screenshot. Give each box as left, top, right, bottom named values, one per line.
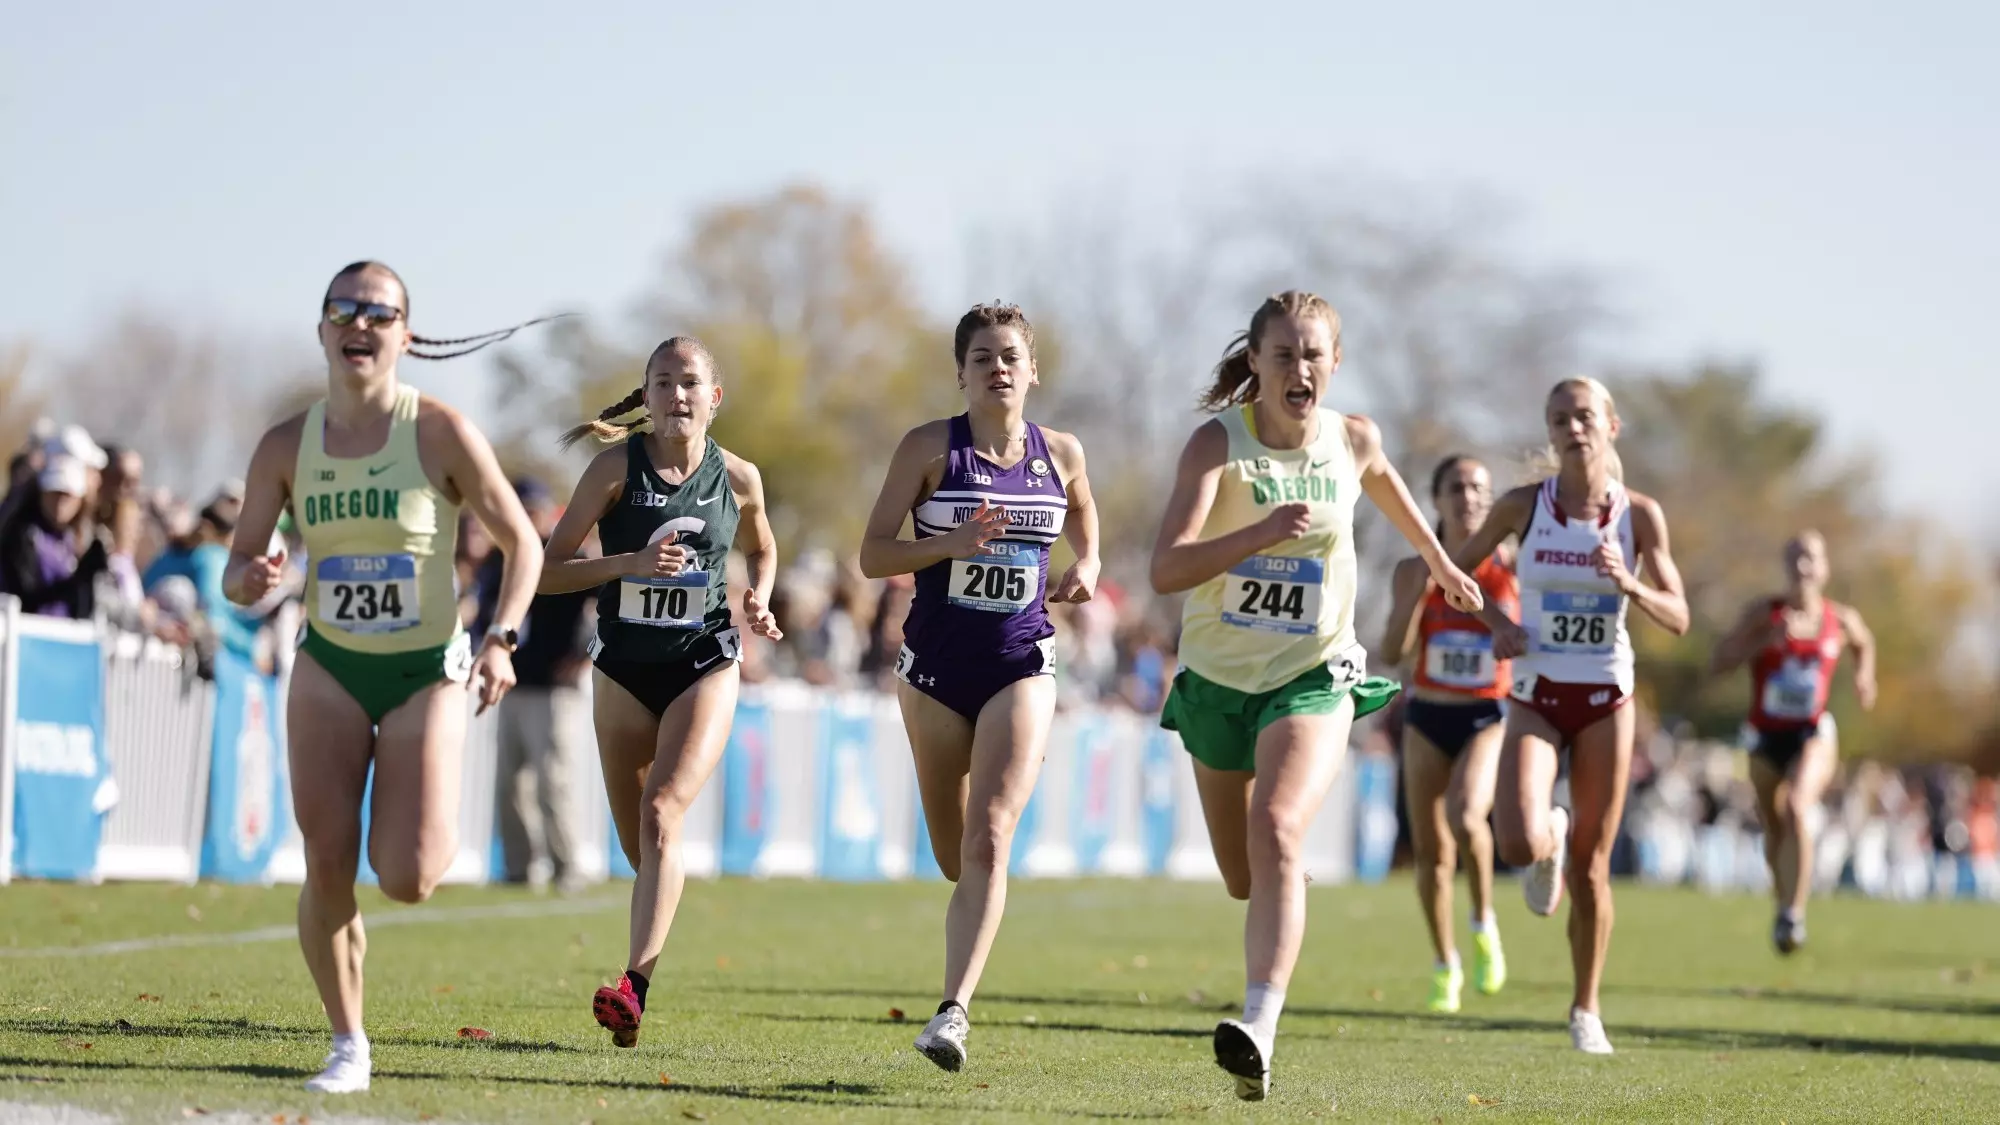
left=4, top=2, right=1993, bottom=527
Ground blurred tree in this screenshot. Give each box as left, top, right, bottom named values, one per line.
left=0, top=341, right=48, bottom=465
left=1614, top=362, right=1994, bottom=759
left=493, top=184, right=958, bottom=556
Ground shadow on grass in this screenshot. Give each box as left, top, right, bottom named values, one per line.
left=748, top=1010, right=1213, bottom=1041
left=0, top=1016, right=589, bottom=1055
left=0, top=1057, right=1177, bottom=1118
left=1607, top=983, right=2000, bottom=1020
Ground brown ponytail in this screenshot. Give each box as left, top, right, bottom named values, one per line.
left=557, top=335, right=719, bottom=451
left=1199, top=290, right=1343, bottom=412
left=558, top=385, right=649, bottom=451
left=323, top=260, right=572, bottom=361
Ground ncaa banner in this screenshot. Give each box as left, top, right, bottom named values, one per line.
left=9, top=624, right=113, bottom=881
left=817, top=703, right=882, bottom=880
left=1068, top=714, right=1116, bottom=873
left=719, top=698, right=772, bottom=875
left=1140, top=729, right=1179, bottom=876
left=1351, top=752, right=1398, bottom=883
left=201, top=647, right=288, bottom=882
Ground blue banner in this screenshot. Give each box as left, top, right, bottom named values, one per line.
left=1140, top=730, right=1179, bottom=876
left=1352, top=752, right=1398, bottom=883
left=719, top=699, right=772, bottom=875
left=200, top=648, right=288, bottom=882
left=817, top=706, right=882, bottom=880
left=1069, top=715, right=1114, bottom=873
left=10, top=632, right=110, bottom=881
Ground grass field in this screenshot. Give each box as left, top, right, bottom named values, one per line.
left=2, top=877, right=1997, bottom=1123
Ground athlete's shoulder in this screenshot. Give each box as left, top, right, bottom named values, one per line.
left=1339, top=412, right=1380, bottom=460
left=1494, top=482, right=1542, bottom=521
left=1180, top=416, right=1231, bottom=462
left=1622, top=489, right=1669, bottom=532
left=251, top=410, right=309, bottom=472
left=895, top=417, right=955, bottom=456
left=412, top=393, right=486, bottom=450
left=719, top=446, right=764, bottom=496
left=1038, top=426, right=1086, bottom=475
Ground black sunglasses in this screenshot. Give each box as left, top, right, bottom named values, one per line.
left=324, top=298, right=405, bottom=328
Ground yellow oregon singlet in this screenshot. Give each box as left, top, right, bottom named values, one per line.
left=293, top=384, right=461, bottom=654
left=1178, top=405, right=1361, bottom=695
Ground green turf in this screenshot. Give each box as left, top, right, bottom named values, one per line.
left=1, top=877, right=1996, bottom=1122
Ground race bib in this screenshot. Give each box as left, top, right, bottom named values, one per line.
left=1222, top=556, right=1323, bottom=635
left=316, top=554, right=420, bottom=634
left=948, top=545, right=1038, bottom=614
left=619, top=571, right=708, bottom=629
left=1761, top=659, right=1823, bottom=721
left=1424, top=629, right=1496, bottom=688
left=1536, top=590, right=1618, bottom=656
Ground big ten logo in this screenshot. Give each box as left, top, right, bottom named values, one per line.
left=1254, top=557, right=1305, bottom=577
left=632, top=490, right=672, bottom=508
left=965, top=471, right=994, bottom=486
left=348, top=556, right=392, bottom=574
left=15, top=722, right=96, bottom=777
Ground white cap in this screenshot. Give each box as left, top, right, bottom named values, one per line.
left=45, top=424, right=108, bottom=470
left=38, top=455, right=89, bottom=496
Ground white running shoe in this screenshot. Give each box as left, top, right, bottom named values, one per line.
left=1568, top=1007, right=1614, bottom=1055
left=1524, top=806, right=1571, bottom=917
left=914, top=1004, right=970, bottom=1072
left=1213, top=1019, right=1271, bottom=1102
left=304, top=1040, right=371, bottom=1093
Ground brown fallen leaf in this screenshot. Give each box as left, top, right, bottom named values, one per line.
left=434, top=985, right=455, bottom=994
left=483, top=1091, right=497, bottom=1099
left=975, top=1083, right=990, bottom=1089
left=61, top=1039, right=92, bottom=1050
left=682, top=1113, right=707, bottom=1122
left=659, top=1073, right=675, bottom=1086
left=273, top=1116, right=288, bottom=1124
left=596, top=1098, right=609, bottom=1108
left=457, top=1027, right=492, bottom=1040
left=888, top=1007, right=906, bottom=1021
left=1369, top=989, right=1385, bottom=1002
left=137, top=993, right=161, bottom=1002
left=715, top=955, right=732, bottom=970
left=1469, top=1093, right=1501, bottom=1107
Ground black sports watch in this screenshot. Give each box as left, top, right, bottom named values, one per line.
left=486, top=626, right=521, bottom=652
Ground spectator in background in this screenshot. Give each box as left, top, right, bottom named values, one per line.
left=142, top=500, right=271, bottom=672
left=0, top=456, right=109, bottom=618
left=476, top=479, right=592, bottom=892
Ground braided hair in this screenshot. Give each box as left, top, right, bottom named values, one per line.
left=323, top=261, right=573, bottom=361
left=558, top=336, right=717, bottom=451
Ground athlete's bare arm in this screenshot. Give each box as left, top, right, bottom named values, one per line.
left=222, top=414, right=305, bottom=607
left=1148, top=420, right=1295, bottom=595
left=1044, top=428, right=1100, bottom=604
left=858, top=420, right=1002, bottom=579
left=540, top=448, right=647, bottom=594
left=1836, top=602, right=1878, bottom=710
left=1378, top=557, right=1431, bottom=667
left=1710, top=598, right=1777, bottom=676
left=1452, top=484, right=1534, bottom=642
left=1350, top=414, right=1480, bottom=613
left=725, top=451, right=782, bottom=640
left=1608, top=492, right=1690, bottom=635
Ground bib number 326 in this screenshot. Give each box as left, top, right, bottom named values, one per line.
left=317, top=554, right=420, bottom=634
left=1222, top=555, right=1324, bottom=635
left=1537, top=591, right=1618, bottom=655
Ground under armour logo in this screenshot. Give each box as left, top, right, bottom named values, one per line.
left=1589, top=689, right=1611, bottom=706
left=917, top=674, right=937, bottom=687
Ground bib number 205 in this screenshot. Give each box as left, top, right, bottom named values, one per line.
left=948, top=545, right=1038, bottom=614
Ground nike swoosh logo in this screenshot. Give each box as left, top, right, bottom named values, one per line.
left=694, top=494, right=721, bottom=506
left=693, top=652, right=722, bottom=670
left=1309, top=459, right=1331, bottom=471
left=368, top=463, right=396, bottom=476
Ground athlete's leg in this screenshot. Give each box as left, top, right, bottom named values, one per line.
left=941, top=675, right=1055, bottom=1006
left=628, top=664, right=739, bottom=980
left=1243, top=701, right=1353, bottom=994
left=1494, top=704, right=1563, bottom=867
left=1401, top=726, right=1458, bottom=964
left=1782, top=731, right=1839, bottom=918
left=1750, top=754, right=1790, bottom=903
left=1450, top=718, right=1505, bottom=928
left=284, top=652, right=376, bottom=1038
left=1562, top=703, right=1635, bottom=1017
left=899, top=683, right=975, bottom=883
left=1192, top=763, right=1255, bottom=900
left=367, top=678, right=470, bottom=905
left=593, top=668, right=660, bottom=873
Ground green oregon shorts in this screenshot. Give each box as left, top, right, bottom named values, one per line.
left=300, top=626, right=473, bottom=725
left=1160, top=660, right=1401, bottom=773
